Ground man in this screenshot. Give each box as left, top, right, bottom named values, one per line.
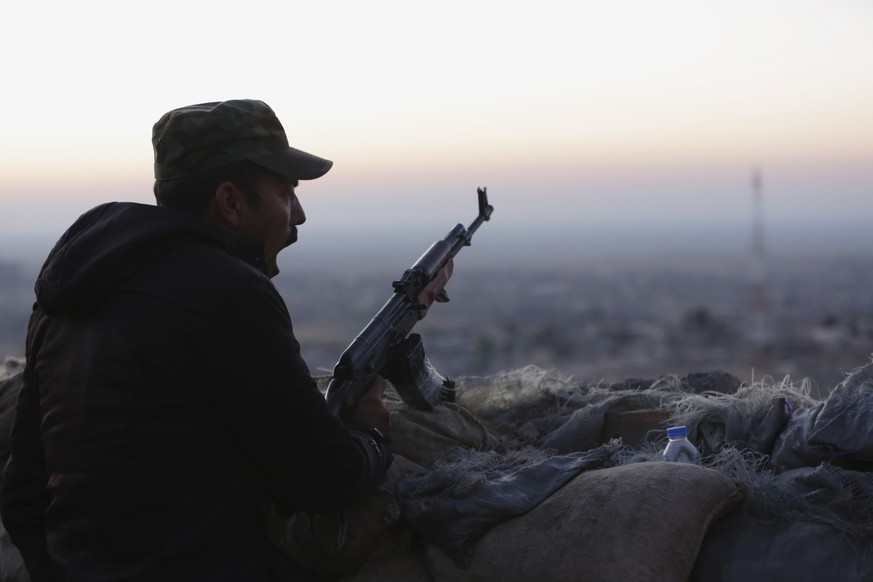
left=0, top=99, right=448, bottom=581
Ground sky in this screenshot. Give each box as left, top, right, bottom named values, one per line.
left=1, top=0, right=872, bottom=267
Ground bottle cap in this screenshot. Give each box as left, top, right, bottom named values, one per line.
left=666, top=426, right=689, bottom=438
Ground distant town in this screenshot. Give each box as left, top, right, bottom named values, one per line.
left=281, top=254, right=873, bottom=399
left=2, top=252, right=871, bottom=399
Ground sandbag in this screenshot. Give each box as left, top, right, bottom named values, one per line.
left=691, top=510, right=873, bottom=581
left=390, top=402, right=500, bottom=469
left=538, top=392, right=671, bottom=453
left=398, top=444, right=616, bottom=568
left=341, top=549, right=431, bottom=582
left=690, top=457, right=873, bottom=581
left=267, top=455, right=423, bottom=580
left=769, top=405, right=833, bottom=474
left=425, top=461, right=744, bottom=582
left=809, top=362, right=873, bottom=466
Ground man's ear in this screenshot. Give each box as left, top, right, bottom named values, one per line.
left=208, top=181, right=248, bottom=229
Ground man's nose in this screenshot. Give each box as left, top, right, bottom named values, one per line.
left=291, top=198, right=306, bottom=225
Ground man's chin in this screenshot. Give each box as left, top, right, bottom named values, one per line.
left=265, top=259, right=280, bottom=279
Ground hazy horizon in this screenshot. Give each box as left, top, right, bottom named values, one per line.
left=3, top=211, right=872, bottom=277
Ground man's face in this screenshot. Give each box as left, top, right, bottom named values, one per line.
left=238, top=172, right=305, bottom=278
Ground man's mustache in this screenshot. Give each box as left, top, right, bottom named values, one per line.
left=284, top=227, right=298, bottom=248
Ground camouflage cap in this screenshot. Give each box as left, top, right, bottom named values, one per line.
left=152, top=99, right=333, bottom=181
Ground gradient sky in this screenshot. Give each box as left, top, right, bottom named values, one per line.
left=2, top=0, right=872, bottom=264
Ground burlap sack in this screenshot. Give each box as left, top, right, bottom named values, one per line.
left=341, top=549, right=431, bottom=582
left=390, top=403, right=500, bottom=469
left=267, top=455, right=423, bottom=580
left=425, top=461, right=744, bottom=582
left=279, top=401, right=497, bottom=579
left=691, top=510, right=873, bottom=581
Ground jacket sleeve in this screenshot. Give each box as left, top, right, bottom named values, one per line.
left=0, top=312, right=62, bottom=582
left=205, top=273, right=392, bottom=515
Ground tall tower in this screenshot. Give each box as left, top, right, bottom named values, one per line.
left=748, top=166, right=768, bottom=349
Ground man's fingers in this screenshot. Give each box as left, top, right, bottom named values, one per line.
left=416, top=259, right=455, bottom=316
left=353, top=376, right=391, bottom=434
left=364, top=375, right=386, bottom=398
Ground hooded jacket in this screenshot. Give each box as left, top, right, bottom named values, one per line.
left=0, top=202, right=390, bottom=582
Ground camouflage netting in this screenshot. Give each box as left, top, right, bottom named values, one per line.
left=338, top=363, right=873, bottom=581
left=3, top=360, right=873, bottom=581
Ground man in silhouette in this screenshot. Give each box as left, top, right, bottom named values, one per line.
left=0, top=99, right=448, bottom=581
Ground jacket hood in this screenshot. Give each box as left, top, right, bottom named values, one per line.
left=35, top=202, right=265, bottom=316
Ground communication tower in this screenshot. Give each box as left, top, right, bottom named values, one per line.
left=747, top=166, right=769, bottom=350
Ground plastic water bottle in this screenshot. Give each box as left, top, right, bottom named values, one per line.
left=662, top=425, right=700, bottom=463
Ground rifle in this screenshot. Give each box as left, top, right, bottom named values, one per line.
left=324, top=187, right=494, bottom=416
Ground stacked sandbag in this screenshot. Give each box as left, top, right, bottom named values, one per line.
left=383, top=364, right=873, bottom=581
left=271, top=395, right=503, bottom=580
left=391, top=366, right=663, bottom=467
left=424, top=462, right=744, bottom=582
left=688, top=363, right=873, bottom=581
left=692, top=499, right=873, bottom=581
left=389, top=402, right=500, bottom=469
left=396, top=444, right=619, bottom=568
left=775, top=361, right=873, bottom=472
left=6, top=362, right=872, bottom=581
left=267, top=455, right=424, bottom=580
left=347, top=368, right=748, bottom=581
left=454, top=367, right=743, bottom=454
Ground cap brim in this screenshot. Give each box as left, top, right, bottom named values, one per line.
left=250, top=147, right=333, bottom=180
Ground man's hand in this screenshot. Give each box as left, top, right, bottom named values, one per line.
left=416, top=258, right=454, bottom=318
left=351, top=375, right=391, bottom=435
